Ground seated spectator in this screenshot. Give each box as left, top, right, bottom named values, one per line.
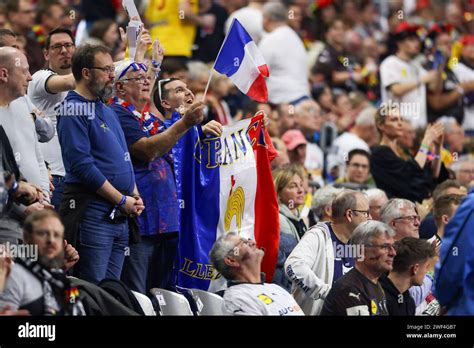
left=285, top=190, right=370, bottom=315
left=334, top=149, right=373, bottom=190
left=0, top=210, right=83, bottom=315
left=418, top=179, right=466, bottom=240
left=435, top=186, right=474, bottom=315
left=379, top=198, right=420, bottom=239
left=311, top=186, right=342, bottom=223
left=321, top=220, right=395, bottom=316
left=450, top=156, right=474, bottom=190
left=380, top=237, right=436, bottom=315
left=370, top=106, right=449, bottom=202
left=272, top=165, right=307, bottom=291
left=365, top=188, right=388, bottom=221
left=209, top=232, right=304, bottom=316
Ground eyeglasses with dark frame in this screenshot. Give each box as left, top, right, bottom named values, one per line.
left=393, top=215, right=420, bottom=224
left=89, top=66, right=115, bottom=74
left=49, top=43, right=75, bottom=52
left=349, top=209, right=371, bottom=218
left=365, top=243, right=396, bottom=252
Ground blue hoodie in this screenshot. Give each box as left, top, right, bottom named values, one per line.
left=434, top=187, right=474, bottom=315
left=57, top=91, right=135, bottom=196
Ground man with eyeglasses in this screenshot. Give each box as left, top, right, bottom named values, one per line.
left=334, top=149, right=374, bottom=190
left=285, top=189, right=371, bottom=315
left=321, top=221, right=395, bottom=316
left=209, top=231, right=304, bottom=316
left=28, top=28, right=76, bottom=211
left=57, top=44, right=144, bottom=284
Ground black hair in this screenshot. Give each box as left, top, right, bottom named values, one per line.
left=346, top=149, right=370, bottom=165
left=44, top=27, right=74, bottom=49
left=71, top=44, right=110, bottom=82
left=152, top=77, right=179, bottom=115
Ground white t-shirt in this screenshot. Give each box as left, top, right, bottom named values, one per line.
left=225, top=7, right=263, bottom=44
left=258, top=26, right=309, bottom=104
left=0, top=97, right=50, bottom=199
left=223, top=282, right=304, bottom=316
left=380, top=55, right=427, bottom=129
left=328, top=132, right=370, bottom=174
left=452, top=61, right=474, bottom=132
left=28, top=69, right=67, bottom=176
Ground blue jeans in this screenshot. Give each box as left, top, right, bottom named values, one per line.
left=77, top=200, right=129, bottom=284
left=51, top=175, right=64, bottom=211
left=121, top=233, right=179, bottom=294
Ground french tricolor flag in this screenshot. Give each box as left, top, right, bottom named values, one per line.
left=214, top=18, right=269, bottom=102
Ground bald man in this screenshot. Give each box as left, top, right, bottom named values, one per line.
left=0, top=47, right=53, bottom=219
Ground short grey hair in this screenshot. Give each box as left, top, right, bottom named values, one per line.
left=209, top=232, right=238, bottom=280
left=186, top=60, right=209, bottom=81
left=262, top=2, right=288, bottom=23
left=351, top=220, right=395, bottom=247
left=312, top=186, right=343, bottom=219
left=331, top=189, right=366, bottom=219
left=365, top=188, right=388, bottom=202
left=355, top=107, right=376, bottom=126
left=437, top=116, right=459, bottom=134
left=379, top=198, right=416, bottom=224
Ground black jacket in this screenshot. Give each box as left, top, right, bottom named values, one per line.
left=379, top=274, right=416, bottom=316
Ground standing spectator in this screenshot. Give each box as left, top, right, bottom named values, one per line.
left=0, top=47, right=53, bottom=217
left=439, top=118, right=467, bottom=166
left=435, top=186, right=474, bottom=315
left=425, top=24, right=473, bottom=126
left=370, top=106, right=448, bottom=202
left=192, top=0, right=228, bottom=63
left=209, top=232, right=304, bottom=316
left=111, top=60, right=207, bottom=293
left=276, top=103, right=296, bottom=136
left=259, top=2, right=309, bottom=105
left=379, top=22, right=440, bottom=129
left=85, top=19, right=122, bottom=61
left=273, top=165, right=307, bottom=292
left=451, top=35, right=474, bottom=135
left=34, top=1, right=66, bottom=46
left=365, top=188, right=388, bottom=221
left=281, top=129, right=307, bottom=167
left=57, top=44, right=144, bottom=284
left=379, top=237, right=435, bottom=315
left=285, top=190, right=370, bottom=315
left=311, top=17, right=363, bottom=92
left=6, top=0, right=45, bottom=74
left=321, top=220, right=395, bottom=316
left=451, top=157, right=474, bottom=190
left=398, top=118, right=417, bottom=154
left=225, top=0, right=264, bottom=45
left=28, top=28, right=76, bottom=211
left=0, top=28, right=19, bottom=48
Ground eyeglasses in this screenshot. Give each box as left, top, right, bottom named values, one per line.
left=121, top=75, right=150, bottom=84
left=89, top=66, right=115, bottom=75
left=49, top=43, right=75, bottom=52
left=393, top=215, right=420, bottom=224
left=350, top=209, right=371, bottom=218
left=366, top=243, right=395, bottom=252
left=117, top=62, right=148, bottom=81
left=157, top=78, right=171, bottom=102
left=349, top=163, right=369, bottom=170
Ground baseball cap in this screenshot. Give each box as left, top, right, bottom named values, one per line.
left=282, top=129, right=307, bottom=151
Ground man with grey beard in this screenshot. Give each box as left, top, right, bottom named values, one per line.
left=57, top=44, right=144, bottom=284
left=0, top=210, right=83, bottom=315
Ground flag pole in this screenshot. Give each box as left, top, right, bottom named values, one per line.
left=201, top=18, right=236, bottom=102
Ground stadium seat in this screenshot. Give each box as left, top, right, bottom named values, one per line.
left=131, top=291, right=156, bottom=316
left=190, top=289, right=225, bottom=315
left=150, top=288, right=194, bottom=316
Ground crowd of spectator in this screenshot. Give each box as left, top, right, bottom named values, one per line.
left=0, top=0, right=474, bottom=316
